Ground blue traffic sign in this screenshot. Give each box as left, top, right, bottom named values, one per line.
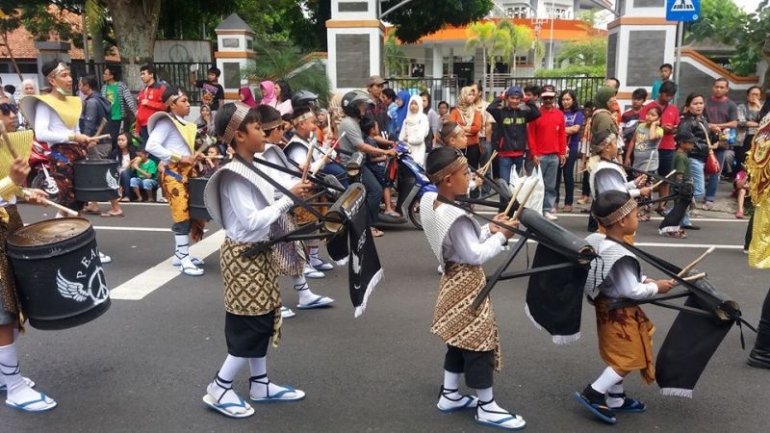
left=666, top=0, right=700, bottom=22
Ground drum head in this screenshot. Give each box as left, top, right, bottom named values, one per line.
left=7, top=218, right=92, bottom=248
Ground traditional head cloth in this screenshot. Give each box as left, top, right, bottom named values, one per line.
left=221, top=103, right=252, bottom=146
left=240, top=86, right=257, bottom=107
left=427, top=149, right=468, bottom=184
left=590, top=129, right=616, bottom=156
left=593, top=86, right=616, bottom=111
left=593, top=195, right=637, bottom=227
left=46, top=62, right=68, bottom=81
left=164, top=88, right=184, bottom=107
left=259, top=81, right=277, bottom=107
left=439, top=121, right=464, bottom=144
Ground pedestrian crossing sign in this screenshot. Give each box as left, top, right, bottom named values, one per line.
left=666, top=0, right=700, bottom=22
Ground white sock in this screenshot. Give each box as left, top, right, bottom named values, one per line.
left=475, top=387, right=510, bottom=419
left=309, top=246, right=320, bottom=259
left=174, top=234, right=191, bottom=261
left=248, top=357, right=267, bottom=378
left=590, top=367, right=624, bottom=394
left=249, top=373, right=292, bottom=399
left=217, top=355, right=247, bottom=382
left=440, top=371, right=462, bottom=400
left=291, top=275, right=315, bottom=305
left=0, top=343, right=51, bottom=409
left=606, top=382, right=625, bottom=408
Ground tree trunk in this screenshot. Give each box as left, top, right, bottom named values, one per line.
left=92, top=25, right=105, bottom=64
left=104, top=0, right=162, bottom=91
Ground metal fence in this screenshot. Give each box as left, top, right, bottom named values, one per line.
left=386, top=77, right=460, bottom=108
left=504, top=76, right=606, bottom=108
left=70, top=61, right=214, bottom=104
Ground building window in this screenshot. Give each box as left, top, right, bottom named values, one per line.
left=506, top=6, right=529, bottom=18
left=546, top=7, right=571, bottom=19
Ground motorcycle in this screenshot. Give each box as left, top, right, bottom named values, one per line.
left=26, top=139, right=59, bottom=197
left=377, top=142, right=436, bottom=230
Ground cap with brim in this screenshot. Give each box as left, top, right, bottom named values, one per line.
left=367, top=75, right=388, bottom=87
left=541, top=85, right=556, bottom=97
left=505, top=86, right=523, bottom=97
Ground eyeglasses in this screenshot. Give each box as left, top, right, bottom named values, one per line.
left=0, top=103, right=18, bottom=115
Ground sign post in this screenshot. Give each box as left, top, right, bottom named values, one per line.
left=666, top=0, right=700, bottom=102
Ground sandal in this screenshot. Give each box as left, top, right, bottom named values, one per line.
left=383, top=210, right=402, bottom=218
left=203, top=377, right=254, bottom=418
left=5, top=390, right=57, bottom=413
left=563, top=205, right=573, bottom=213
left=436, top=386, right=478, bottom=413
left=608, top=393, right=646, bottom=413
left=370, top=227, right=384, bottom=237
left=249, top=375, right=306, bottom=403
left=100, top=211, right=124, bottom=217
left=475, top=399, right=527, bottom=430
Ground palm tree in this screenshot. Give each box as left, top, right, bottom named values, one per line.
left=242, top=40, right=331, bottom=106
left=496, top=19, right=534, bottom=78
left=466, top=21, right=509, bottom=98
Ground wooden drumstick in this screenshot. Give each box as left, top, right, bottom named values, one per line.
left=512, top=178, right=537, bottom=221
left=300, top=135, right=316, bottom=183
left=479, top=151, right=498, bottom=176
left=677, top=247, right=715, bottom=277
left=95, top=118, right=108, bottom=138
left=0, top=122, right=19, bottom=159
left=503, top=178, right=525, bottom=216
left=680, top=272, right=707, bottom=283
left=311, top=146, right=335, bottom=176
left=22, top=190, right=78, bottom=217
left=652, top=170, right=676, bottom=189
left=88, top=134, right=112, bottom=142
left=203, top=155, right=225, bottom=160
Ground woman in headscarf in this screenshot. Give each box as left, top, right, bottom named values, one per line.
left=449, top=86, right=482, bottom=169
left=590, top=86, right=620, bottom=141
left=399, top=94, right=430, bottom=167
left=392, top=90, right=412, bottom=139
left=239, top=86, right=257, bottom=107
left=259, top=81, right=277, bottom=107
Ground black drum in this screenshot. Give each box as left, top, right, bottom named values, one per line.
left=189, top=177, right=211, bottom=221
left=6, top=218, right=111, bottom=330
left=74, top=160, right=120, bottom=202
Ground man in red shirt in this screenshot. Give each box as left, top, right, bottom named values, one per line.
left=135, top=64, right=167, bottom=145
left=527, top=84, right=566, bottom=220
left=639, top=81, right=679, bottom=215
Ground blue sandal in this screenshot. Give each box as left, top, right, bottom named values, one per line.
left=297, top=295, right=334, bottom=310
left=5, top=391, right=57, bottom=413
left=249, top=375, right=306, bottom=403
left=608, top=393, right=646, bottom=413
left=202, top=378, right=254, bottom=419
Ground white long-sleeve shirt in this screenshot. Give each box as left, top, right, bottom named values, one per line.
left=219, top=170, right=293, bottom=243
left=442, top=217, right=507, bottom=265
left=145, top=116, right=192, bottom=163
left=595, top=238, right=658, bottom=300
left=33, top=103, right=80, bottom=144
left=257, top=145, right=298, bottom=200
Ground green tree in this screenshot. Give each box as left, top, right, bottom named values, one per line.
left=466, top=21, right=509, bottom=98
left=242, top=40, right=331, bottom=106
left=556, top=38, right=607, bottom=67
left=384, top=32, right=408, bottom=77
left=496, top=19, right=533, bottom=77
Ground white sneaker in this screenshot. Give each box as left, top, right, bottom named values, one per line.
left=99, top=251, right=112, bottom=264
left=303, top=264, right=325, bottom=279
left=281, top=306, right=296, bottom=319
left=309, top=256, right=334, bottom=271
left=544, top=212, right=558, bottom=221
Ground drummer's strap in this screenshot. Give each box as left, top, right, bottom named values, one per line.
left=233, top=154, right=324, bottom=220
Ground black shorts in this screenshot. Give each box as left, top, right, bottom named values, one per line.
left=658, top=149, right=675, bottom=177
left=225, top=310, right=276, bottom=358
left=443, top=345, right=495, bottom=389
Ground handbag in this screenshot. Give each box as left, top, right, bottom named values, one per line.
left=705, top=150, right=720, bottom=175
left=699, top=122, right=721, bottom=175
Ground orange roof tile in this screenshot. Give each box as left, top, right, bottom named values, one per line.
left=0, top=7, right=119, bottom=61
left=386, top=18, right=605, bottom=44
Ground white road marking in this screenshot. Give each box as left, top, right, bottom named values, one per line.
left=474, top=210, right=747, bottom=223
left=110, top=229, right=225, bottom=300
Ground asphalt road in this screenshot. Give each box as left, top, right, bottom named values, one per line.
left=3, top=200, right=768, bottom=433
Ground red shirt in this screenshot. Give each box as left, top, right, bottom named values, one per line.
left=640, top=100, right=679, bottom=150
left=135, top=82, right=167, bottom=133
left=527, top=107, right=566, bottom=156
